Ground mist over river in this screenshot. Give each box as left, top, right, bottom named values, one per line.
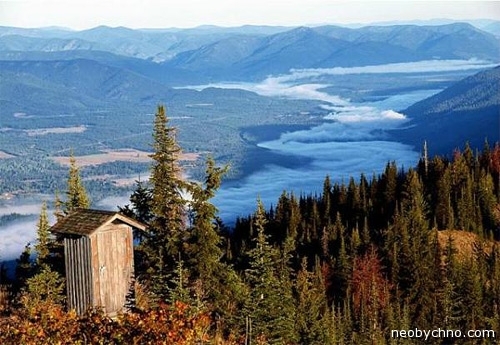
left=212, top=90, right=434, bottom=222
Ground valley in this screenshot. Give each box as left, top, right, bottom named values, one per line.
left=0, top=22, right=499, bottom=261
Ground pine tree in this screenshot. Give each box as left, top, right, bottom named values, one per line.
left=332, top=229, right=351, bottom=303
left=119, top=179, right=153, bottom=241
left=166, top=256, right=194, bottom=307
left=389, top=206, right=412, bottom=293
left=52, top=155, right=90, bottom=278
left=242, top=199, right=298, bottom=344
left=401, top=170, right=434, bottom=328
left=144, top=105, right=188, bottom=300
left=477, top=170, right=498, bottom=236
left=64, top=150, right=90, bottom=213
left=453, top=258, right=483, bottom=331
left=294, top=257, right=330, bottom=344
left=346, top=176, right=361, bottom=230
left=186, top=157, right=227, bottom=282
left=34, top=202, right=50, bottom=267
left=442, top=235, right=458, bottom=328
left=24, top=203, right=65, bottom=308
left=185, top=157, right=244, bottom=326
left=23, top=265, right=65, bottom=310
left=150, top=104, right=185, bottom=241
left=53, top=190, right=64, bottom=222
left=380, top=161, right=398, bottom=223
left=321, top=175, right=333, bottom=226
left=434, top=159, right=455, bottom=229
left=274, top=191, right=301, bottom=244
left=456, top=174, right=477, bottom=232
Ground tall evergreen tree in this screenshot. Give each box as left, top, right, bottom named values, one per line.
left=435, top=163, right=455, bottom=230
left=64, top=151, right=90, bottom=213
left=242, top=199, right=298, bottom=344
left=322, top=175, right=332, bottom=224
left=144, top=105, right=188, bottom=300
left=332, top=229, right=351, bottom=304
left=477, top=170, right=499, bottom=236
left=379, top=161, right=398, bottom=225
left=295, top=257, right=330, bottom=344
left=401, top=170, right=435, bottom=328
left=186, top=157, right=244, bottom=325
left=34, top=202, right=50, bottom=268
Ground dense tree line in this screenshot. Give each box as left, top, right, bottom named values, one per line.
left=1, top=105, right=499, bottom=344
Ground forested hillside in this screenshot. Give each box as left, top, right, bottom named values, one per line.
left=1, top=106, right=499, bottom=344
left=395, top=66, right=500, bottom=155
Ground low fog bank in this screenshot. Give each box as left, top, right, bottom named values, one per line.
left=0, top=197, right=128, bottom=262
left=0, top=217, right=38, bottom=261
left=214, top=140, right=419, bottom=222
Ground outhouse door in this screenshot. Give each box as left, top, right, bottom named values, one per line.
left=95, top=226, right=133, bottom=314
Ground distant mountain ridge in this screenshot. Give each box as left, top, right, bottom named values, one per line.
left=161, top=23, right=500, bottom=80
left=395, top=66, right=500, bottom=154
left=1, top=22, right=499, bottom=83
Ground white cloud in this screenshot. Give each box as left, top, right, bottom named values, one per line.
left=382, top=110, right=406, bottom=120
left=283, top=59, right=499, bottom=82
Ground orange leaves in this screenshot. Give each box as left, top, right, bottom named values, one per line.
left=0, top=301, right=80, bottom=345
left=0, top=301, right=213, bottom=344
left=116, top=302, right=210, bottom=344
left=351, top=247, right=391, bottom=316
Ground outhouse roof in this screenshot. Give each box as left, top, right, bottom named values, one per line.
left=50, top=208, right=146, bottom=236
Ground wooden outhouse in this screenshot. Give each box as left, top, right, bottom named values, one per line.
left=50, top=209, right=146, bottom=316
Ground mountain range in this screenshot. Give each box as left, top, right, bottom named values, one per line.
left=1, top=22, right=499, bottom=83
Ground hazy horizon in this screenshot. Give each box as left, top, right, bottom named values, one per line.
left=1, top=1, right=499, bottom=30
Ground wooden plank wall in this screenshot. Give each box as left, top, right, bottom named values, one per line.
left=95, top=224, right=133, bottom=315
left=64, top=236, right=93, bottom=315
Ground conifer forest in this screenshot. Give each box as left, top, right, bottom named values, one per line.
left=1, top=105, right=499, bottom=344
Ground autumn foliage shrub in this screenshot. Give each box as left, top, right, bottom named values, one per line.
left=0, top=299, right=80, bottom=344
left=0, top=301, right=213, bottom=344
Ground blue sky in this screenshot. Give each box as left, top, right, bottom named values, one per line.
left=0, top=0, right=499, bottom=29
